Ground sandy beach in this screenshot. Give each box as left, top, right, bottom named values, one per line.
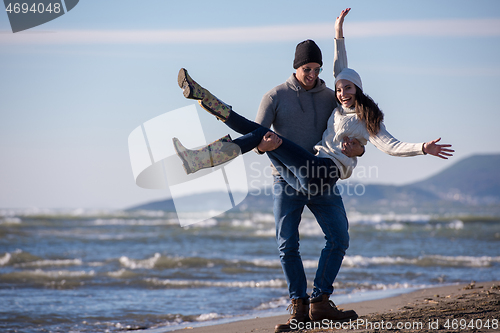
left=168, top=281, right=500, bottom=333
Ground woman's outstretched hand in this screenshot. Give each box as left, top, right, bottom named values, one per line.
left=335, top=8, right=351, bottom=39
left=423, top=138, right=454, bottom=159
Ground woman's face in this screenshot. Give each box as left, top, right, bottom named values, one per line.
left=336, top=79, right=356, bottom=108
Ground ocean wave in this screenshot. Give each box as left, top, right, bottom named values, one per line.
left=196, top=312, right=224, bottom=322
left=342, top=255, right=415, bottom=267
left=350, top=281, right=428, bottom=293
left=0, top=208, right=175, bottom=219
left=348, top=213, right=432, bottom=224
left=0, top=269, right=95, bottom=284
left=252, top=215, right=449, bottom=237
left=119, top=253, right=224, bottom=270
left=342, top=254, right=500, bottom=268
left=117, top=254, right=283, bottom=270
left=181, top=218, right=218, bottom=228
left=230, top=219, right=255, bottom=228
left=249, top=258, right=281, bottom=268
left=254, top=297, right=289, bottom=310
left=429, top=220, right=465, bottom=230
left=0, top=250, right=86, bottom=268
left=15, top=258, right=83, bottom=268
left=0, top=252, right=12, bottom=266
left=291, top=216, right=466, bottom=236
left=93, top=218, right=178, bottom=226
left=302, top=259, right=319, bottom=269
left=107, top=269, right=139, bottom=279
left=249, top=213, right=275, bottom=223
left=254, top=228, right=275, bottom=237
left=417, top=255, right=500, bottom=267
left=0, top=250, right=41, bottom=267
left=0, top=217, right=22, bottom=224
left=119, top=253, right=161, bottom=269
left=144, top=278, right=286, bottom=289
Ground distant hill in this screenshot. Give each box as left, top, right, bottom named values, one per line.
left=128, top=154, right=500, bottom=213
left=410, top=154, right=500, bottom=201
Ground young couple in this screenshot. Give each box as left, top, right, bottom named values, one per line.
left=173, top=8, right=453, bottom=333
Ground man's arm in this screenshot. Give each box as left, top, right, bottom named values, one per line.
left=253, top=94, right=276, bottom=154
left=255, top=94, right=275, bottom=128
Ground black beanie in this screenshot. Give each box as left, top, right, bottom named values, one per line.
left=293, top=39, right=323, bottom=69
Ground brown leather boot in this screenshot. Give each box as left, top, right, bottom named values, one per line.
left=274, top=298, right=310, bottom=333
left=309, top=294, right=358, bottom=322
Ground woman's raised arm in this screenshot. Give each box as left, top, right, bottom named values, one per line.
left=335, top=8, right=350, bottom=39
left=333, top=8, right=351, bottom=78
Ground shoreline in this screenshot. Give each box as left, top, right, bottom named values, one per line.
left=158, top=281, right=500, bottom=333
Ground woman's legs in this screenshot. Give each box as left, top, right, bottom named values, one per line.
left=174, top=120, right=339, bottom=193
left=224, top=111, right=262, bottom=136
left=266, top=142, right=340, bottom=194
left=177, top=68, right=340, bottom=192
left=230, top=120, right=340, bottom=193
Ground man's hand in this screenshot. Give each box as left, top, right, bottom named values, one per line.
left=342, top=136, right=364, bottom=157
left=257, top=131, right=282, bottom=153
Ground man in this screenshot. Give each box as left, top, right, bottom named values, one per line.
left=255, top=34, right=363, bottom=332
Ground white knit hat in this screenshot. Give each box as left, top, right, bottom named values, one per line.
left=335, top=68, right=363, bottom=91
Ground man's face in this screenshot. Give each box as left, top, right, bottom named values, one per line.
left=295, top=63, right=322, bottom=90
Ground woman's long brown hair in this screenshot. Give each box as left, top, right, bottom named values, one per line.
left=335, top=84, right=384, bottom=135
left=354, top=86, right=384, bottom=136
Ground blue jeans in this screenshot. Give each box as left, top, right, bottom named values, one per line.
left=273, top=176, right=349, bottom=299
left=225, top=110, right=349, bottom=299
left=227, top=112, right=340, bottom=194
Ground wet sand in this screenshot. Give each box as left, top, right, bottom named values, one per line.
left=167, top=281, right=500, bottom=333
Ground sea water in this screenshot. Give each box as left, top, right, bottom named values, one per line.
left=1, top=208, right=499, bottom=332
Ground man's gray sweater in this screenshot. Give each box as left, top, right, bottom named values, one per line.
left=255, top=74, right=337, bottom=174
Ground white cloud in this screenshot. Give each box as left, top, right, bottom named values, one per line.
left=1, top=18, right=499, bottom=45
left=365, top=64, right=500, bottom=77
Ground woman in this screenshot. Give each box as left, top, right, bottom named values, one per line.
left=173, top=9, right=453, bottom=195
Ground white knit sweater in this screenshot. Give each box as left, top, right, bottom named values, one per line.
left=314, top=106, right=425, bottom=179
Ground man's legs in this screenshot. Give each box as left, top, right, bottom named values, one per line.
left=273, top=175, right=309, bottom=300
left=273, top=176, right=311, bottom=332
left=273, top=179, right=350, bottom=300
left=306, top=185, right=357, bottom=322
left=307, top=185, right=349, bottom=298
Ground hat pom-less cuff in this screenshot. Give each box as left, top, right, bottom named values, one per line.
left=293, top=40, right=323, bottom=69
left=335, top=68, right=363, bottom=91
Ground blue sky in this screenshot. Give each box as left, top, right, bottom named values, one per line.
left=1, top=0, right=500, bottom=209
